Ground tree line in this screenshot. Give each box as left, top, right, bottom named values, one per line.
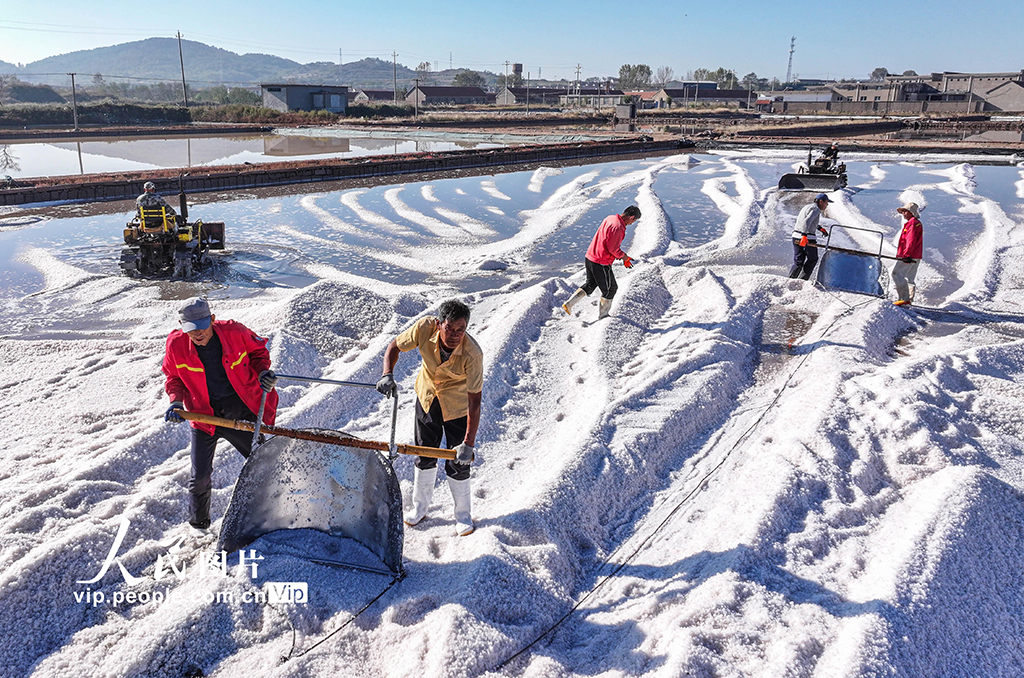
left=0, top=74, right=261, bottom=106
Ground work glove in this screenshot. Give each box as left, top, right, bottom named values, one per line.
left=622, top=256, right=633, bottom=269
left=165, top=401, right=185, bottom=423
left=818, top=226, right=829, bottom=237
left=258, top=370, right=277, bottom=392
left=798, top=235, right=808, bottom=247
left=376, top=372, right=397, bottom=397
left=901, top=257, right=915, bottom=263
left=454, top=442, right=474, bottom=464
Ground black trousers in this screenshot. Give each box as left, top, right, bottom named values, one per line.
left=414, top=396, right=470, bottom=480
left=581, top=258, right=617, bottom=299
left=788, top=240, right=819, bottom=280
left=188, top=394, right=256, bottom=522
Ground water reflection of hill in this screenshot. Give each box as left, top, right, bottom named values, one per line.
left=51, top=137, right=264, bottom=167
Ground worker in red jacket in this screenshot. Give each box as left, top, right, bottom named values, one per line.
left=892, top=202, right=924, bottom=306
left=560, top=205, right=641, bottom=320
left=162, top=297, right=278, bottom=529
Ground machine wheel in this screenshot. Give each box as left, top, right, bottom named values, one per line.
left=172, top=250, right=194, bottom=279
left=119, top=248, right=141, bottom=278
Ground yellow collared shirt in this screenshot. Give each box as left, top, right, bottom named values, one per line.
left=396, top=316, right=483, bottom=420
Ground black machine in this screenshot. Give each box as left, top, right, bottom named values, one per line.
left=778, top=144, right=848, bottom=191
left=120, top=176, right=225, bottom=278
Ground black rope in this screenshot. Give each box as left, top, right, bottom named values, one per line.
left=494, top=293, right=874, bottom=673
left=281, top=574, right=402, bottom=662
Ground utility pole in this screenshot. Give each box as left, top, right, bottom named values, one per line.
left=339, top=47, right=342, bottom=66
left=392, top=52, right=398, bottom=103
left=67, top=72, right=79, bottom=131
left=785, top=36, right=795, bottom=85
left=574, top=64, right=582, bottom=106
left=413, top=78, right=419, bottom=118
left=526, top=71, right=530, bottom=115
left=177, top=31, right=189, bottom=107
left=450, top=52, right=452, bottom=70
left=504, top=60, right=511, bottom=89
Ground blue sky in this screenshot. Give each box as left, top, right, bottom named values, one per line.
left=1, top=0, right=1021, bottom=82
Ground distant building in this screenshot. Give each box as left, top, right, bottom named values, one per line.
left=984, top=80, right=1024, bottom=112
left=261, top=84, right=348, bottom=113
left=653, top=87, right=755, bottom=108
left=559, top=87, right=625, bottom=107
left=885, top=70, right=1024, bottom=111
left=831, top=82, right=895, bottom=103
left=495, top=86, right=569, bottom=105
left=406, top=86, right=489, bottom=106
left=622, top=91, right=659, bottom=109
left=352, top=89, right=399, bottom=103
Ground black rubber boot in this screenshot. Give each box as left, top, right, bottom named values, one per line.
left=189, top=490, right=212, bottom=530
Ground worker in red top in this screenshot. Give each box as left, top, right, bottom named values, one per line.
left=560, top=205, right=641, bottom=320
left=162, top=297, right=278, bottom=529
left=892, top=202, right=924, bottom=306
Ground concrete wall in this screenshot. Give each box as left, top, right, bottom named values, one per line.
left=983, top=85, right=1024, bottom=112
left=262, top=87, right=289, bottom=112
left=0, top=138, right=688, bottom=207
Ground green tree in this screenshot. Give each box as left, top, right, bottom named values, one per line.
left=618, top=64, right=652, bottom=90
left=693, top=67, right=737, bottom=88
left=870, top=67, right=889, bottom=82
left=901, top=70, right=918, bottom=76
left=452, top=70, right=486, bottom=88
left=415, top=61, right=434, bottom=85
left=496, top=73, right=523, bottom=89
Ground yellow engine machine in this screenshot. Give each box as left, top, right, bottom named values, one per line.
left=120, top=178, right=225, bottom=278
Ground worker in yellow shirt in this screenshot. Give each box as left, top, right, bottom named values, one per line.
left=377, top=299, right=483, bottom=536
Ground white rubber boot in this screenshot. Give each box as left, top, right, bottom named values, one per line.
left=598, top=297, right=613, bottom=320
left=561, top=288, right=586, bottom=315
left=404, top=465, right=437, bottom=526
left=448, top=477, right=474, bottom=536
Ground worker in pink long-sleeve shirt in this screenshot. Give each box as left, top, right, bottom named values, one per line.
left=892, top=202, right=924, bottom=306
left=561, top=205, right=641, bottom=320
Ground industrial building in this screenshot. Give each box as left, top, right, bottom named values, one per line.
left=261, top=84, right=349, bottom=114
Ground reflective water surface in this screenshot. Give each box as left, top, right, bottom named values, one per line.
left=0, top=132, right=505, bottom=179
left=1, top=151, right=1020, bottom=318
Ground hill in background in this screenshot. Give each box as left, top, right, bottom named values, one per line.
left=5, top=38, right=500, bottom=91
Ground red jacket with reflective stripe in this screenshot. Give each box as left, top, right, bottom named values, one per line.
left=162, top=320, right=278, bottom=435
left=585, top=214, right=628, bottom=265
left=896, top=216, right=923, bottom=260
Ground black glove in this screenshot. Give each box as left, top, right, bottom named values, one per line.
left=258, top=370, right=277, bottom=392
left=165, top=401, right=185, bottom=423
left=376, top=373, right=397, bottom=397
left=818, top=226, right=829, bottom=237
left=454, top=442, right=474, bottom=464
left=901, top=257, right=915, bottom=263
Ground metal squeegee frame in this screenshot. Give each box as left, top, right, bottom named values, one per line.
left=821, top=223, right=899, bottom=261
left=237, top=372, right=405, bottom=579
left=275, top=373, right=400, bottom=461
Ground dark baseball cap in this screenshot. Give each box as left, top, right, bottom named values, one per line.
left=814, top=193, right=833, bottom=203
left=179, top=297, right=212, bottom=332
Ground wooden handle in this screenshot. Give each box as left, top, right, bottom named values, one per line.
left=175, top=410, right=457, bottom=460
left=810, top=241, right=901, bottom=261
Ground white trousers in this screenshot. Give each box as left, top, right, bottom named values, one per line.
left=891, top=260, right=920, bottom=302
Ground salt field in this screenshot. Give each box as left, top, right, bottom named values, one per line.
left=2, top=149, right=1024, bottom=677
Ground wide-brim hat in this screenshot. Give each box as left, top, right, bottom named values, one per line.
left=899, top=202, right=921, bottom=219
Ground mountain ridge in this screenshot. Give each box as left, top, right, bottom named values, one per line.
left=3, top=38, right=500, bottom=90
